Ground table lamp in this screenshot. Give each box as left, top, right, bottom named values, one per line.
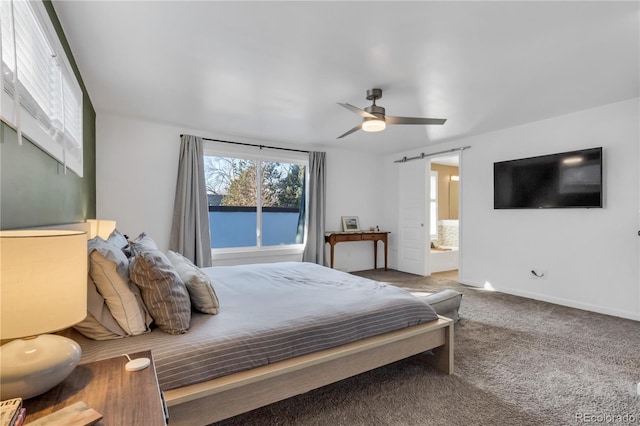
left=87, top=219, right=116, bottom=240
left=0, top=229, right=87, bottom=400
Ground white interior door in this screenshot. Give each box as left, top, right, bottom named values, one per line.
left=398, top=160, right=429, bottom=276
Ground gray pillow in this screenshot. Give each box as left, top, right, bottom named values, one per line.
left=88, top=236, right=130, bottom=281
left=73, top=275, right=127, bottom=340
left=421, top=289, right=463, bottom=322
left=130, top=236, right=191, bottom=334
left=129, top=232, right=158, bottom=254
left=106, top=228, right=129, bottom=251
left=87, top=237, right=151, bottom=335
left=167, top=250, right=220, bottom=315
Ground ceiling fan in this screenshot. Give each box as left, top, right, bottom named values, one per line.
left=337, top=88, right=446, bottom=139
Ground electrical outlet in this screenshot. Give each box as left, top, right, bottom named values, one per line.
left=530, top=269, right=547, bottom=279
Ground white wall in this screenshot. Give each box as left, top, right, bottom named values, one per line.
left=96, top=114, right=181, bottom=250
left=97, top=99, right=639, bottom=319
left=96, top=114, right=386, bottom=270
left=384, top=98, right=640, bottom=320
left=324, top=149, right=387, bottom=271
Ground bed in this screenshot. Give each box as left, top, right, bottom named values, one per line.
left=69, top=263, right=453, bottom=424
left=53, top=223, right=454, bottom=425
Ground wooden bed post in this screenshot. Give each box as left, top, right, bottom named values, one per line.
left=425, top=318, right=454, bottom=374
left=165, top=317, right=454, bottom=426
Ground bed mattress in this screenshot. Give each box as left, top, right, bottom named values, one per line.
left=67, top=262, right=438, bottom=391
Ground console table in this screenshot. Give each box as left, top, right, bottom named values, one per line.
left=325, top=231, right=390, bottom=271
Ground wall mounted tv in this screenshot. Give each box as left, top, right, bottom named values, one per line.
left=494, top=147, right=603, bottom=209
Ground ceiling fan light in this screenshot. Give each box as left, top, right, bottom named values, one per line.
left=362, top=119, right=386, bottom=132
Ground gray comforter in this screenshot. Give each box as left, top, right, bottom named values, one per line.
left=69, top=262, right=438, bottom=390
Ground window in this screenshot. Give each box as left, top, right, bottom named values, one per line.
left=430, top=171, right=438, bottom=240
left=1, top=0, right=83, bottom=176
left=204, top=148, right=307, bottom=250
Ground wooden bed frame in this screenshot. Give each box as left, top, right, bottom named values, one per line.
left=164, top=316, right=453, bottom=425
left=46, top=222, right=454, bottom=425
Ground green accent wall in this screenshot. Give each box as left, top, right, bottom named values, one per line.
left=0, top=1, right=96, bottom=229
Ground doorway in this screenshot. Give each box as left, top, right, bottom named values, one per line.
left=429, top=154, right=461, bottom=279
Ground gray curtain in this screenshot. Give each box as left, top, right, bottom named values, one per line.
left=295, top=166, right=306, bottom=244
left=169, top=135, right=212, bottom=267
left=302, top=151, right=326, bottom=265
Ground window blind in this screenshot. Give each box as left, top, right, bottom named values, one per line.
left=0, top=0, right=83, bottom=176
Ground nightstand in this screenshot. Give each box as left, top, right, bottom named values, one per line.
left=23, top=350, right=167, bottom=425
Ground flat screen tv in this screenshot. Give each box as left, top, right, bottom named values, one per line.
left=494, top=147, right=602, bottom=209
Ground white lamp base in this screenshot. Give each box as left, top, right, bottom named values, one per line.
left=0, top=334, right=82, bottom=400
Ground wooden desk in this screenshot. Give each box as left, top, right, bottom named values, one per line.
left=325, top=231, right=390, bottom=271
left=23, top=350, right=167, bottom=425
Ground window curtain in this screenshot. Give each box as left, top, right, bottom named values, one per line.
left=169, top=135, right=212, bottom=267
left=295, top=168, right=306, bottom=244
left=302, top=151, right=326, bottom=265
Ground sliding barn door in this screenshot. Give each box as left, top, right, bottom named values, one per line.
left=397, top=160, right=429, bottom=276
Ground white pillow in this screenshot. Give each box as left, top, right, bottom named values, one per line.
left=167, top=250, right=220, bottom=315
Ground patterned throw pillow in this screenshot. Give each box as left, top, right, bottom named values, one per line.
left=129, top=235, right=191, bottom=334
left=167, top=250, right=220, bottom=314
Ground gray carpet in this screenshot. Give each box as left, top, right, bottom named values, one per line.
left=212, top=270, right=639, bottom=425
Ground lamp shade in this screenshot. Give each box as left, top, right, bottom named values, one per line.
left=87, top=219, right=116, bottom=240
left=0, top=230, right=87, bottom=339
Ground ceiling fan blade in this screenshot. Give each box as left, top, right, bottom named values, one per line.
left=338, top=103, right=376, bottom=119
left=386, top=116, right=447, bottom=125
left=337, top=124, right=362, bottom=139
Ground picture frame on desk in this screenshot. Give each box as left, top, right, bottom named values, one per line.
left=341, top=216, right=360, bottom=232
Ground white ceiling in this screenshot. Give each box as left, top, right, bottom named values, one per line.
left=52, top=1, right=639, bottom=155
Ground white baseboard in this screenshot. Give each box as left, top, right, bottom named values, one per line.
left=459, top=278, right=639, bottom=321
left=500, top=287, right=639, bottom=321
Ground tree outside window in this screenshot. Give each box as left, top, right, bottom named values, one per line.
left=204, top=156, right=306, bottom=249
